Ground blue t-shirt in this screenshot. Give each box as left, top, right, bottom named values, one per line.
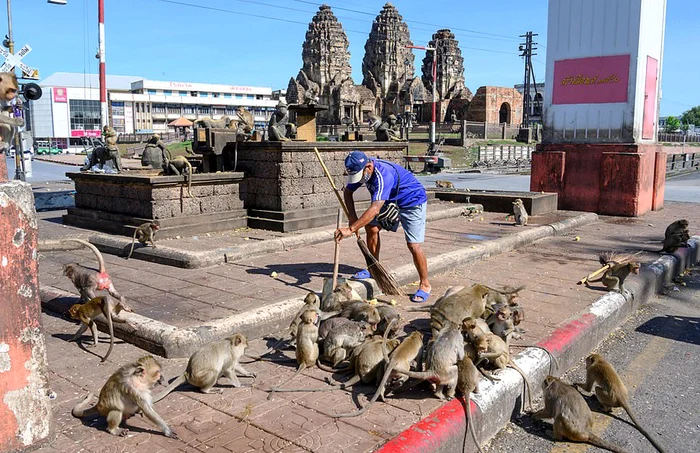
left=347, top=159, right=427, bottom=209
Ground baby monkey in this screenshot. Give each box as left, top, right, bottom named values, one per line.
left=126, top=220, right=160, bottom=259
left=72, top=355, right=177, bottom=438
left=659, top=219, right=690, bottom=253
left=68, top=295, right=132, bottom=362
left=435, top=180, right=455, bottom=189
left=574, top=353, right=666, bottom=453
left=507, top=198, right=529, bottom=226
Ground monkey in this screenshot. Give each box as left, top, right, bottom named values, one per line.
left=68, top=295, right=132, bottom=362
left=482, top=284, right=525, bottom=315
left=126, top=221, right=160, bottom=259
left=154, top=333, right=255, bottom=402
left=321, top=282, right=362, bottom=312
left=573, top=353, right=666, bottom=453
left=164, top=155, right=194, bottom=197
left=586, top=253, right=641, bottom=295
left=339, top=300, right=381, bottom=327
left=488, top=306, right=522, bottom=344
left=435, top=180, right=455, bottom=189
left=394, top=322, right=465, bottom=401
left=375, top=305, right=402, bottom=337
left=659, top=219, right=690, bottom=253
left=0, top=72, right=22, bottom=153
left=267, top=310, right=320, bottom=397
left=512, top=304, right=525, bottom=327
left=428, top=284, right=490, bottom=337
left=58, top=239, right=124, bottom=303
left=506, top=198, right=528, bottom=226
left=318, top=317, right=353, bottom=342
left=456, top=352, right=485, bottom=453
left=461, top=317, right=490, bottom=343
left=473, top=331, right=533, bottom=412
left=330, top=321, right=423, bottom=418
left=532, top=375, right=630, bottom=453
left=322, top=318, right=374, bottom=367
left=72, top=355, right=178, bottom=438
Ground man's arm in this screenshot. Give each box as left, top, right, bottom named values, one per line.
left=343, top=187, right=359, bottom=224
left=349, top=200, right=384, bottom=233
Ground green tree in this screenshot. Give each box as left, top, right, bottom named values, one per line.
left=664, top=116, right=681, bottom=132
left=681, top=106, right=700, bottom=126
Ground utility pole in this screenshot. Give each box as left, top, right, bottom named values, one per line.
left=519, top=31, right=538, bottom=128
left=406, top=44, right=437, bottom=146
left=5, top=0, right=25, bottom=181
left=98, top=0, right=107, bottom=128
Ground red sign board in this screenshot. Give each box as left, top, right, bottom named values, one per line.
left=70, top=130, right=101, bottom=138
left=53, top=87, right=67, bottom=103
left=552, top=54, right=630, bottom=105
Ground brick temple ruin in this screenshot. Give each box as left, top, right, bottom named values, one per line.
left=287, top=3, right=522, bottom=126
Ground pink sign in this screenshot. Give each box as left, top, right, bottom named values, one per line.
left=53, top=87, right=67, bottom=103
left=70, top=130, right=101, bottom=138
left=552, top=54, right=630, bottom=105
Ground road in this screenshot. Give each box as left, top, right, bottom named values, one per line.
left=6, top=155, right=699, bottom=203
left=484, top=266, right=700, bottom=453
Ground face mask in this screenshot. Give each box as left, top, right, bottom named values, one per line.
left=361, top=169, right=371, bottom=184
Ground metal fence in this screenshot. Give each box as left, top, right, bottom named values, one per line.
left=118, top=132, right=178, bottom=144
left=667, top=152, right=700, bottom=172
left=658, top=132, right=700, bottom=143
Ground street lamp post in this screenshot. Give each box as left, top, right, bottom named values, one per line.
left=406, top=45, right=437, bottom=146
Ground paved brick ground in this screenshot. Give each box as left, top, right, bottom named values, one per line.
left=31, top=202, right=700, bottom=452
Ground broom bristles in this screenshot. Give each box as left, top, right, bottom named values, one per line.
left=356, top=237, right=405, bottom=296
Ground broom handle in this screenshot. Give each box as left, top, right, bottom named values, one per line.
left=332, top=209, right=341, bottom=290
left=577, top=264, right=612, bottom=285
left=313, top=147, right=361, bottom=239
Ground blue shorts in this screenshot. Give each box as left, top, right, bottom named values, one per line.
left=371, top=202, right=427, bottom=243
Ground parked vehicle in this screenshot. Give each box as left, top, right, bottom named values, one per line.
left=35, top=141, right=63, bottom=155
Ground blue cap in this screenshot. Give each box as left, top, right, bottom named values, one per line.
left=345, top=150, right=369, bottom=184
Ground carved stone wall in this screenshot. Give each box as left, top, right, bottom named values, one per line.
left=362, top=3, right=415, bottom=117
left=466, top=86, right=523, bottom=125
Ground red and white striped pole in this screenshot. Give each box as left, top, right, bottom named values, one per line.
left=406, top=45, right=437, bottom=146
left=98, top=0, right=107, bottom=128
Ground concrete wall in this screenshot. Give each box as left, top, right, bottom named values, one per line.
left=237, top=142, right=406, bottom=212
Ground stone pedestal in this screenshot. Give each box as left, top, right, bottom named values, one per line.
left=530, top=144, right=666, bottom=216
left=63, top=172, right=246, bottom=238
left=289, top=104, right=328, bottom=142
left=237, top=141, right=406, bottom=231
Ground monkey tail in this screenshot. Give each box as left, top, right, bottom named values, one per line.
left=461, top=394, right=485, bottom=453
left=586, top=433, right=630, bottom=453
left=186, top=161, right=193, bottom=198
left=71, top=393, right=99, bottom=418
left=330, top=363, right=396, bottom=418
left=153, top=374, right=188, bottom=403
left=60, top=238, right=106, bottom=273
left=621, top=402, right=667, bottom=453
left=507, top=362, right=534, bottom=413
left=381, top=318, right=397, bottom=363
left=100, top=300, right=115, bottom=363
left=126, top=228, right=139, bottom=259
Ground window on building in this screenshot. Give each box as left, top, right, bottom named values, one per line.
left=247, top=94, right=254, bottom=99
left=183, top=106, right=196, bottom=114
left=256, top=95, right=263, bottom=100
left=200, top=92, right=208, bottom=98
left=152, top=104, right=166, bottom=114
left=226, top=107, right=238, bottom=115
left=236, top=94, right=243, bottom=99
left=179, top=91, right=187, bottom=96
left=69, top=99, right=101, bottom=131
left=190, top=91, right=198, bottom=97
left=212, top=93, right=220, bottom=98
left=111, top=101, right=125, bottom=116
left=198, top=106, right=211, bottom=115
left=224, top=93, right=232, bottom=99
left=163, top=90, right=172, bottom=96
left=147, top=89, right=157, bottom=95
left=213, top=107, right=226, bottom=115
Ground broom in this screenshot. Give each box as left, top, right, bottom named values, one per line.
left=313, top=147, right=404, bottom=296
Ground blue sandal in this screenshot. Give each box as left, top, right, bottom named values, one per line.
left=352, top=269, right=371, bottom=279
left=410, top=289, right=431, bottom=303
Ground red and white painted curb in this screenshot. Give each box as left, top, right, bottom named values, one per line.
left=379, top=237, right=699, bottom=453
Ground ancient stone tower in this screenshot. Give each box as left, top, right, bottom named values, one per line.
left=421, top=29, right=472, bottom=121
left=362, top=3, right=415, bottom=116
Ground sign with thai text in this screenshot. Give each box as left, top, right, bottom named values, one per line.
left=552, top=54, right=630, bottom=105
left=53, top=87, right=67, bottom=103
left=70, top=129, right=101, bottom=138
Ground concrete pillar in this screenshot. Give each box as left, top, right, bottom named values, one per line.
left=0, top=154, right=8, bottom=182
left=0, top=181, right=53, bottom=452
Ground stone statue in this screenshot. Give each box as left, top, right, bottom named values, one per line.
left=369, top=114, right=402, bottom=142
left=81, top=125, right=122, bottom=172
left=267, top=100, right=297, bottom=141
left=230, top=107, right=255, bottom=141
left=193, top=116, right=233, bottom=129
left=141, top=134, right=171, bottom=170
left=303, top=86, right=319, bottom=106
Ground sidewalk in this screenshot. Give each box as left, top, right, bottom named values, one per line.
left=34, top=201, right=700, bottom=453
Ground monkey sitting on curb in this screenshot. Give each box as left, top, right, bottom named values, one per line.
left=532, top=375, right=630, bottom=453
left=574, top=353, right=666, bottom=453
left=126, top=220, right=160, bottom=259
left=155, top=333, right=255, bottom=402
left=435, top=180, right=455, bottom=189
left=72, top=355, right=178, bottom=438
left=68, top=295, right=132, bottom=362
left=659, top=219, right=690, bottom=253
left=505, top=198, right=529, bottom=226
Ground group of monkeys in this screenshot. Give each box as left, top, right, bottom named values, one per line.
left=435, top=180, right=530, bottom=227
left=58, top=219, right=692, bottom=450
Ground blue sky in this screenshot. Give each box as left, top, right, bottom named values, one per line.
left=9, top=0, right=699, bottom=117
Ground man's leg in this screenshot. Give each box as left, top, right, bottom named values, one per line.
left=365, top=224, right=381, bottom=260
left=407, top=242, right=430, bottom=295
left=400, top=202, right=431, bottom=299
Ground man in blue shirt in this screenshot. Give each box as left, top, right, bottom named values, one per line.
left=334, top=150, right=431, bottom=302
